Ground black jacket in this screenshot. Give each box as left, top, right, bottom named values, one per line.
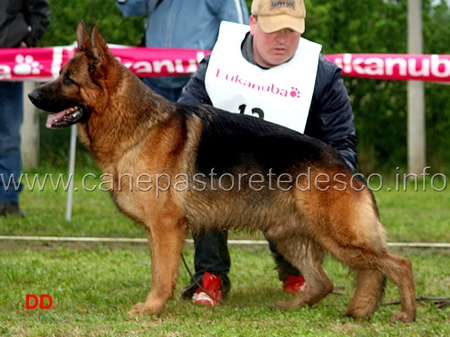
left=178, top=35, right=358, bottom=172
left=0, top=0, right=50, bottom=48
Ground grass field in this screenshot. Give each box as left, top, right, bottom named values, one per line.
left=0, top=167, right=449, bottom=336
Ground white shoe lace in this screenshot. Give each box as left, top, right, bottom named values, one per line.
left=192, top=291, right=217, bottom=305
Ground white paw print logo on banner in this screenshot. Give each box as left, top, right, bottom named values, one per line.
left=14, top=54, right=42, bottom=75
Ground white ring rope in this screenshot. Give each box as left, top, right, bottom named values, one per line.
left=0, top=236, right=449, bottom=248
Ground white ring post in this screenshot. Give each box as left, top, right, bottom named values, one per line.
left=65, top=124, right=77, bottom=221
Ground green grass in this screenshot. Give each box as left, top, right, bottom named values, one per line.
left=0, top=168, right=449, bottom=336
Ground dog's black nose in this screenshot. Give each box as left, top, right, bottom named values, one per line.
left=28, top=90, right=39, bottom=105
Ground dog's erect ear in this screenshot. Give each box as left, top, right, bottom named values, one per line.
left=91, top=23, right=114, bottom=64
left=76, top=21, right=91, bottom=51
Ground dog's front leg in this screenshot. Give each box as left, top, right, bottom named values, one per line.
left=129, top=214, right=188, bottom=315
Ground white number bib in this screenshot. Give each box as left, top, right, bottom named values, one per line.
left=205, top=21, right=321, bottom=133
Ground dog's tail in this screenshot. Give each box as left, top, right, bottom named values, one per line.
left=345, top=268, right=386, bottom=318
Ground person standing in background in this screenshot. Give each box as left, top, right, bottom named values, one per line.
left=0, top=0, right=50, bottom=217
left=117, top=0, right=249, bottom=102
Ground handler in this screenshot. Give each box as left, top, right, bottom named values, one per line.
left=178, top=0, right=358, bottom=306
left=0, top=0, right=50, bottom=216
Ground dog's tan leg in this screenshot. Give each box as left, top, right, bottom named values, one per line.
left=342, top=250, right=415, bottom=322
left=325, top=231, right=416, bottom=322
left=326, top=239, right=416, bottom=322
left=377, top=251, right=416, bottom=323
left=129, top=214, right=188, bottom=315
left=345, top=269, right=386, bottom=319
left=305, top=186, right=417, bottom=322
left=273, top=240, right=334, bottom=310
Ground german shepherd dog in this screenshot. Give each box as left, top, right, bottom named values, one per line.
left=28, top=22, right=416, bottom=322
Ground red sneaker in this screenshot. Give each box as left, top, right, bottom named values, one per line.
left=192, top=272, right=223, bottom=306
left=283, top=275, right=307, bottom=293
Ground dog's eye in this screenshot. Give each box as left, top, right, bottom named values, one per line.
left=63, top=73, right=77, bottom=86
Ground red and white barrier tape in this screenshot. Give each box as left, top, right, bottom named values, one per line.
left=1, top=45, right=449, bottom=82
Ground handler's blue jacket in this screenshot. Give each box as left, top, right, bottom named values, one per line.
left=178, top=33, right=358, bottom=172
left=117, top=0, right=249, bottom=90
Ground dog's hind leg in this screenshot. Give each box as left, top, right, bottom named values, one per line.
left=343, top=250, right=415, bottom=322
left=321, top=205, right=416, bottom=322
left=129, top=214, right=188, bottom=315
left=273, top=239, right=334, bottom=310
left=302, top=179, right=416, bottom=322
left=374, top=251, right=416, bottom=323
left=290, top=184, right=415, bottom=322
left=325, top=228, right=416, bottom=321
left=345, top=268, right=386, bottom=319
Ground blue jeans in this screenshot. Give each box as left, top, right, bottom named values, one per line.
left=0, top=81, right=23, bottom=205
left=191, top=230, right=302, bottom=295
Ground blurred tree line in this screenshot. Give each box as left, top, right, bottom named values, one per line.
left=39, top=0, right=449, bottom=175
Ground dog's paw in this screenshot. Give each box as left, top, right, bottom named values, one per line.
left=128, top=302, right=146, bottom=315
left=129, top=301, right=164, bottom=316
left=389, top=311, right=415, bottom=323
left=272, top=300, right=291, bottom=311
